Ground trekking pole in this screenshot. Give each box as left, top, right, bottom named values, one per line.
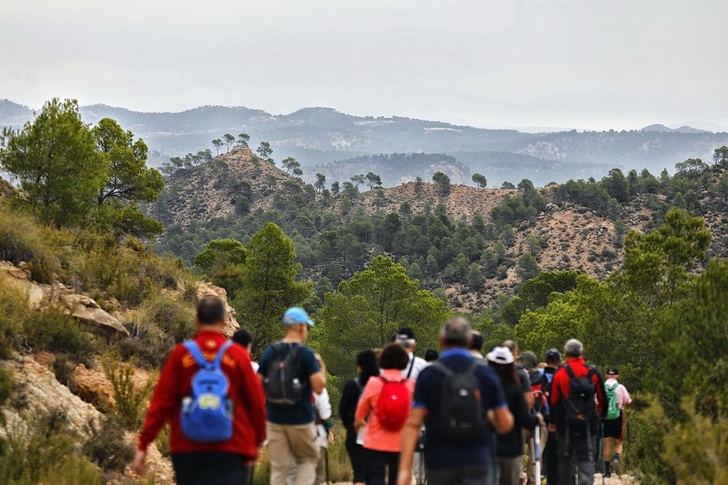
left=534, top=425, right=541, bottom=485
left=599, top=422, right=605, bottom=485
left=325, top=447, right=330, bottom=485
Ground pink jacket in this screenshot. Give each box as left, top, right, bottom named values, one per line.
left=355, top=369, right=415, bottom=452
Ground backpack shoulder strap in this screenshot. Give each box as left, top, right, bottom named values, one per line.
left=183, top=340, right=209, bottom=369
left=212, top=341, right=234, bottom=370
left=406, top=356, right=416, bottom=379
left=564, top=364, right=576, bottom=379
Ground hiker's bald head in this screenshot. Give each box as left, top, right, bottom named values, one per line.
left=439, top=317, right=472, bottom=348
left=196, top=295, right=227, bottom=326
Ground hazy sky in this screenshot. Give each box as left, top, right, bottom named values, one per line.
left=2, top=0, right=727, bottom=131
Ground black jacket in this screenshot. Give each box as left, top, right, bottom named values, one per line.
left=338, top=378, right=362, bottom=433
left=497, top=381, right=540, bottom=458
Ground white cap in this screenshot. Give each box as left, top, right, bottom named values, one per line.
left=487, top=346, right=514, bottom=365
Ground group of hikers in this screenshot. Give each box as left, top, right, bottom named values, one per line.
left=131, top=295, right=631, bottom=485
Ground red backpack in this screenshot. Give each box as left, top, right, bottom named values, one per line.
left=375, top=377, right=411, bottom=431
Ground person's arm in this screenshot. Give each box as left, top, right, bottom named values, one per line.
left=310, top=372, right=326, bottom=395
left=492, top=405, right=515, bottom=434
left=307, top=349, right=326, bottom=394
left=354, top=380, right=375, bottom=431
left=316, top=388, right=333, bottom=421
left=512, top=388, right=540, bottom=430
left=236, top=347, right=267, bottom=446
left=621, top=384, right=633, bottom=407
left=520, top=369, right=535, bottom=410
left=133, top=346, right=182, bottom=473
left=396, top=407, right=427, bottom=485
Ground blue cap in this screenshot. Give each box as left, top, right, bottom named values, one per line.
left=283, top=307, right=314, bottom=326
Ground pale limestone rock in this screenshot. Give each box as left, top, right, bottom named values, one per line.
left=196, top=281, right=239, bottom=336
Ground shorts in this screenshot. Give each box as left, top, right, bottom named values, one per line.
left=603, top=413, right=623, bottom=439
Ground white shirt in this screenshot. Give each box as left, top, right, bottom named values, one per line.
left=314, top=388, right=332, bottom=448
left=401, top=352, right=430, bottom=381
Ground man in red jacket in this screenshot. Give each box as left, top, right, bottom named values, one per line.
left=549, top=339, right=605, bottom=485
left=132, top=296, right=266, bottom=485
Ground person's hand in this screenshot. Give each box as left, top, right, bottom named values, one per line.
left=547, top=423, right=556, bottom=433
left=536, top=412, right=544, bottom=426
left=396, top=468, right=412, bottom=485
left=131, top=449, right=147, bottom=475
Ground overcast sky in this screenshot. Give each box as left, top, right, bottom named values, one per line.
left=2, top=0, right=727, bottom=131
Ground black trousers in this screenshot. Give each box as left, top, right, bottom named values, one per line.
left=171, top=452, right=250, bottom=485
left=346, top=430, right=367, bottom=483
left=543, top=431, right=559, bottom=483
left=365, top=448, right=400, bottom=485
left=556, top=431, right=595, bottom=485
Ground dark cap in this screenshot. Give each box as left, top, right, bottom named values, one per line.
left=607, top=368, right=619, bottom=376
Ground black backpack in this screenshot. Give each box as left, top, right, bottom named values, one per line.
left=563, top=364, right=597, bottom=437
left=433, top=361, right=487, bottom=441
left=263, top=343, right=303, bottom=406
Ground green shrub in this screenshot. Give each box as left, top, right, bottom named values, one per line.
left=0, top=279, right=27, bottom=359
left=37, top=455, right=101, bottom=485
left=105, top=362, right=153, bottom=429
left=82, top=417, right=135, bottom=472
left=0, top=204, right=63, bottom=283
left=0, top=408, right=78, bottom=484
left=23, top=306, right=94, bottom=363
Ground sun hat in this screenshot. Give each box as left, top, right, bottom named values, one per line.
left=487, top=346, right=514, bottom=365
left=282, top=307, right=314, bottom=326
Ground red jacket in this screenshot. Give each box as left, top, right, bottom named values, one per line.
left=138, top=330, right=266, bottom=458
left=550, top=357, right=606, bottom=419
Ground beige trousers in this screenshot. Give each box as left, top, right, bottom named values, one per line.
left=268, top=421, right=320, bottom=485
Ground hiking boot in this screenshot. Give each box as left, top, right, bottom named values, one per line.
left=604, top=461, right=612, bottom=478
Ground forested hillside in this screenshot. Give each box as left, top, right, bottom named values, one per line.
left=0, top=99, right=726, bottom=483
left=154, top=144, right=728, bottom=312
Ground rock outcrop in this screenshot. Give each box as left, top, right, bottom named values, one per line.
left=196, top=281, right=239, bottom=336
left=0, top=261, right=129, bottom=337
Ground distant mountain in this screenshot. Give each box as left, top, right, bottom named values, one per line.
left=308, top=153, right=472, bottom=187
left=641, top=123, right=707, bottom=134
left=2, top=99, right=727, bottom=185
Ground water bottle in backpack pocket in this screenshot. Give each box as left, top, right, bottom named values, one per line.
left=180, top=340, right=234, bottom=443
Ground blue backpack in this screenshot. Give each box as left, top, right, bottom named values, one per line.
left=180, top=340, right=234, bottom=443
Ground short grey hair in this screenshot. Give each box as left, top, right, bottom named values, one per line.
left=564, top=339, right=584, bottom=358
left=440, top=317, right=472, bottom=347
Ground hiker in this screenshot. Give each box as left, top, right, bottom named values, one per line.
left=423, top=349, right=439, bottom=363
left=541, top=348, right=562, bottom=484
left=394, top=327, right=429, bottom=381
left=487, top=347, right=543, bottom=485
left=397, top=318, right=514, bottom=485
left=602, top=368, right=632, bottom=478
left=132, top=296, right=266, bottom=485
left=469, top=330, right=485, bottom=359
left=339, top=350, right=380, bottom=485
left=550, top=339, right=605, bottom=485
left=503, top=340, right=535, bottom=409
left=259, top=307, right=327, bottom=485
left=521, top=350, right=547, bottom=485
left=394, top=327, right=429, bottom=485
left=355, top=343, right=415, bottom=485
left=232, top=328, right=259, bottom=372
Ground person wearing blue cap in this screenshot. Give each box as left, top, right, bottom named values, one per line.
left=258, top=307, right=327, bottom=485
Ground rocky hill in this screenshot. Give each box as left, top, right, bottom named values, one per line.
left=157, top=148, right=728, bottom=311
